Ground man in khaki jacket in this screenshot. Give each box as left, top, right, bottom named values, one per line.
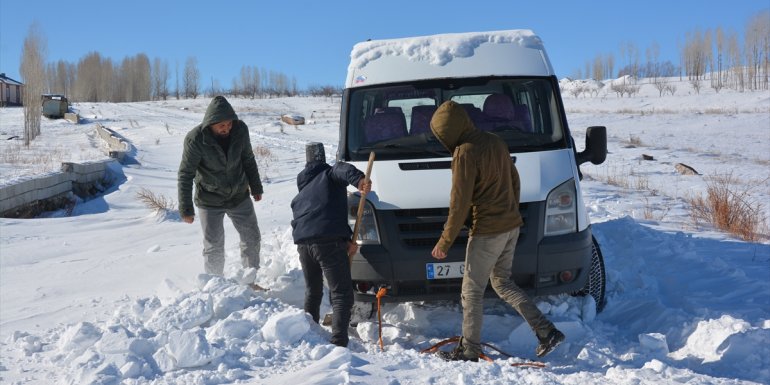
left=430, top=100, right=564, bottom=361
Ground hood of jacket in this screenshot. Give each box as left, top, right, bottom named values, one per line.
left=201, top=95, right=238, bottom=129
left=429, top=100, right=475, bottom=153
left=296, top=161, right=330, bottom=191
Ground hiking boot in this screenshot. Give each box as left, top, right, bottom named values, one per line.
left=535, top=328, right=565, bottom=357
left=436, top=345, right=479, bottom=362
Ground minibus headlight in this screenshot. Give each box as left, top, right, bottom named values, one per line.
left=544, top=179, right=577, bottom=236
left=348, top=194, right=380, bottom=244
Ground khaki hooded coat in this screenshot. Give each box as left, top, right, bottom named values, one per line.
left=430, top=101, right=523, bottom=252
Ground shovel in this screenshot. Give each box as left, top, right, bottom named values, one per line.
left=350, top=151, right=375, bottom=262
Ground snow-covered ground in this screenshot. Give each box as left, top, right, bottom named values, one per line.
left=0, top=78, right=769, bottom=385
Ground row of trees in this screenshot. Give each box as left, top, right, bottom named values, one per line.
left=573, top=10, right=769, bottom=91
left=42, top=53, right=309, bottom=103
left=19, top=22, right=340, bottom=145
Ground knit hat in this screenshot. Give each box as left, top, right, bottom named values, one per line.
left=306, top=142, right=325, bottom=162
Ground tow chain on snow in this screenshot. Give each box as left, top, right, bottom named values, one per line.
left=372, top=290, right=544, bottom=368
left=419, top=336, right=547, bottom=368
left=375, top=286, right=388, bottom=350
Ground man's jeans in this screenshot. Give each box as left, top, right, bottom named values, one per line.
left=198, top=197, right=261, bottom=276
left=298, top=239, right=354, bottom=347
left=461, top=227, right=554, bottom=357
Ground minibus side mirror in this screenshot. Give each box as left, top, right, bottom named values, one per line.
left=576, top=126, right=607, bottom=166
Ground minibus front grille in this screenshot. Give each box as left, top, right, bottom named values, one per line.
left=393, top=203, right=528, bottom=248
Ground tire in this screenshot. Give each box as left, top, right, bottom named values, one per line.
left=574, top=235, right=606, bottom=312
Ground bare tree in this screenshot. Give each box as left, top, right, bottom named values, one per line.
left=152, top=57, right=170, bottom=100
left=592, top=54, right=604, bottom=81
left=761, top=11, right=770, bottom=90
left=74, top=52, right=101, bottom=101
left=239, top=65, right=260, bottom=98
left=132, top=53, right=152, bottom=102
left=704, top=29, right=714, bottom=81
left=653, top=78, right=667, bottom=97
left=207, top=76, right=221, bottom=97
left=72, top=52, right=114, bottom=102
left=183, top=56, right=200, bottom=99
left=307, top=84, right=342, bottom=102
left=103, top=53, right=154, bottom=103
left=260, top=68, right=269, bottom=94
left=684, top=30, right=702, bottom=80
left=626, top=42, right=639, bottom=79
left=20, top=22, right=47, bottom=145
left=115, top=57, right=130, bottom=102
left=99, top=57, right=114, bottom=102
left=713, top=27, right=726, bottom=91
left=690, top=78, right=702, bottom=94
left=54, top=60, right=70, bottom=95
left=745, top=11, right=770, bottom=90
left=230, top=78, right=241, bottom=97
left=174, top=61, right=180, bottom=100
left=269, top=70, right=290, bottom=96
left=646, top=41, right=661, bottom=81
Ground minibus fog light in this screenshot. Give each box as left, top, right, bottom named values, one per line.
left=356, top=282, right=372, bottom=293
left=559, top=270, right=574, bottom=283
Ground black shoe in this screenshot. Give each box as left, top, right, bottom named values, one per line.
left=436, top=346, right=479, bottom=362
left=330, top=336, right=349, bottom=348
left=535, top=329, right=565, bottom=357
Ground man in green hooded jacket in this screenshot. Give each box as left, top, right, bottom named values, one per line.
left=430, top=100, right=564, bottom=361
left=178, top=96, right=263, bottom=285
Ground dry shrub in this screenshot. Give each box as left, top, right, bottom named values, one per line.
left=703, top=107, right=738, bottom=115
left=643, top=197, right=670, bottom=221
left=635, top=175, right=654, bottom=193
left=136, top=187, right=176, bottom=215
left=253, top=145, right=275, bottom=179
left=253, top=145, right=272, bottom=159
left=601, top=166, right=631, bottom=189
left=687, top=174, right=766, bottom=241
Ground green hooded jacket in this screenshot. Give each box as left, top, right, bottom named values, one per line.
left=430, top=100, right=523, bottom=252
left=178, top=96, right=263, bottom=216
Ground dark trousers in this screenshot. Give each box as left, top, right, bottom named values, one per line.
left=298, top=239, right=354, bottom=347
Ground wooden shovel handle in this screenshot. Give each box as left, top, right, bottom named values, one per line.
left=350, top=151, right=375, bottom=262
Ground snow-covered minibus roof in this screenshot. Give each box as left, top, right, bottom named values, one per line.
left=345, top=29, right=554, bottom=89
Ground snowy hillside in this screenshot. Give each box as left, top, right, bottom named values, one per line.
left=0, top=78, right=769, bottom=385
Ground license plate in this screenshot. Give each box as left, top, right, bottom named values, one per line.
left=426, top=262, right=465, bottom=279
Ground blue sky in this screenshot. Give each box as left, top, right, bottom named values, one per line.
left=1, top=0, right=767, bottom=89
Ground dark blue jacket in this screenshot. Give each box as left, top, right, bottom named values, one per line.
left=291, top=161, right=364, bottom=244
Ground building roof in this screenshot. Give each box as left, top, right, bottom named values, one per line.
left=0, top=73, right=23, bottom=86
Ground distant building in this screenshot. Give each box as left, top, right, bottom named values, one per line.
left=0, top=73, right=23, bottom=106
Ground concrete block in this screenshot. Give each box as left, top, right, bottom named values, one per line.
left=64, top=112, right=79, bottom=124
